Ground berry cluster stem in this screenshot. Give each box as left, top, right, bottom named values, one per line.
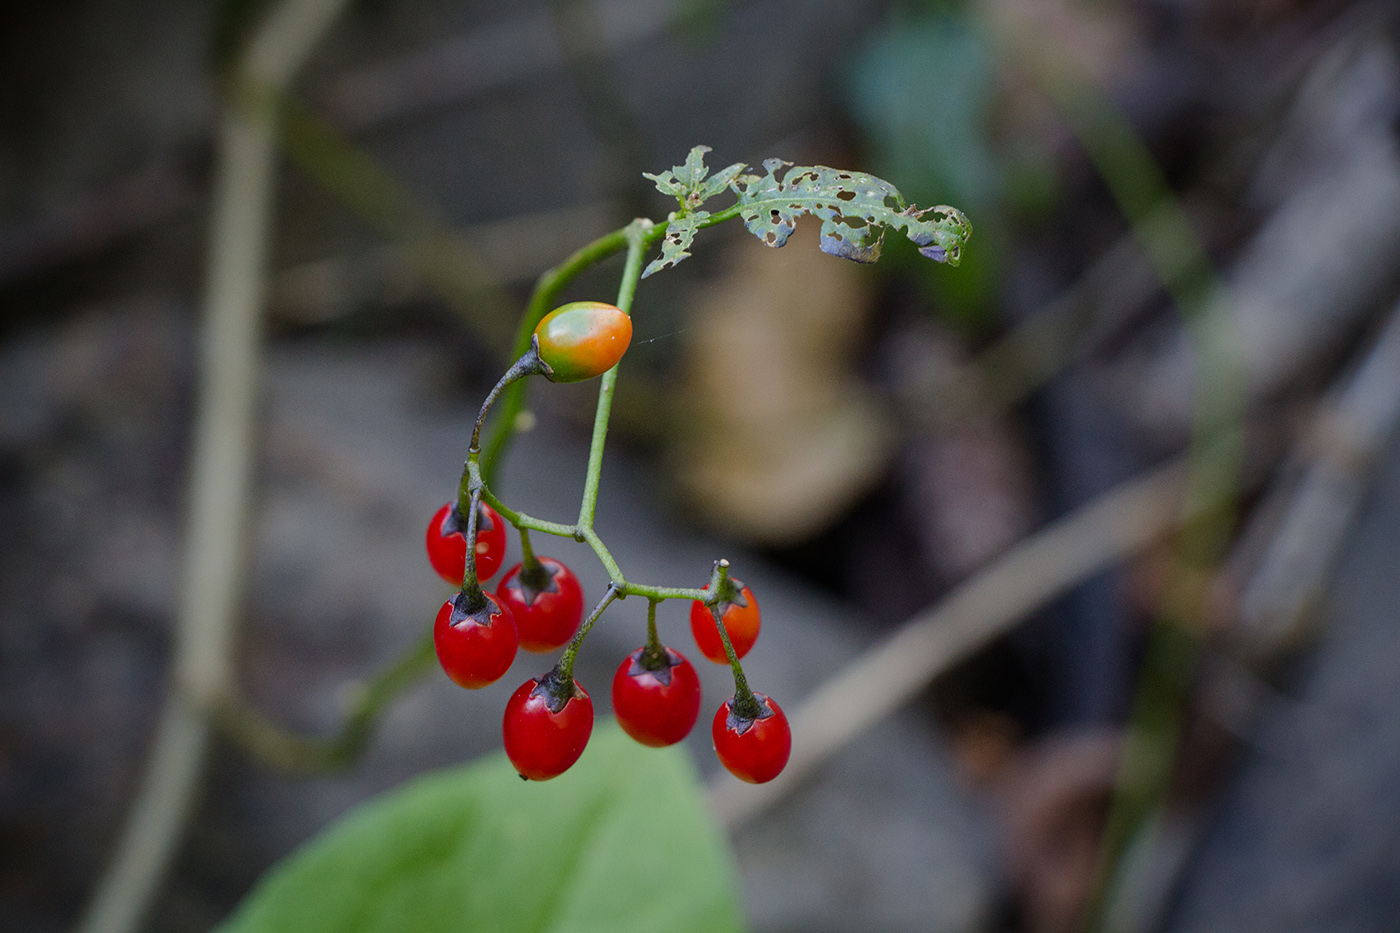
left=556, top=583, right=623, bottom=684
left=638, top=598, right=668, bottom=671
left=456, top=488, right=489, bottom=611
left=707, top=559, right=761, bottom=719
left=468, top=338, right=548, bottom=455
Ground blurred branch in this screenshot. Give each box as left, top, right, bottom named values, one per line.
left=321, top=0, right=673, bottom=130
left=981, top=15, right=1247, bottom=931
left=210, top=634, right=437, bottom=774
left=250, top=89, right=521, bottom=350
left=0, top=161, right=195, bottom=289
left=1101, top=293, right=1400, bottom=931
left=1233, top=295, right=1400, bottom=661
left=267, top=201, right=615, bottom=326
left=73, top=3, right=351, bottom=933
left=906, top=226, right=1159, bottom=428
left=709, top=458, right=1191, bottom=828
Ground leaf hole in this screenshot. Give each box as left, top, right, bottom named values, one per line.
left=836, top=190, right=855, bottom=201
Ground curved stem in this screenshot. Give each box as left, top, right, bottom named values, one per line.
left=480, top=223, right=657, bottom=485
left=557, top=583, right=623, bottom=683
left=706, top=559, right=761, bottom=718
left=469, top=339, right=547, bottom=455
left=210, top=633, right=437, bottom=772
left=579, top=527, right=624, bottom=583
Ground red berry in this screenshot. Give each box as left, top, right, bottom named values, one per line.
left=712, top=692, right=790, bottom=784
left=495, top=558, right=585, bottom=653
left=611, top=646, right=702, bottom=747
left=533, top=301, right=633, bottom=383
left=425, top=501, right=507, bottom=585
left=433, top=592, right=517, bottom=689
left=690, top=581, right=760, bottom=664
left=503, top=672, right=594, bottom=780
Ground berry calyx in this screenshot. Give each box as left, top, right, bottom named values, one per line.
left=532, top=301, right=633, bottom=383
left=503, top=668, right=594, bottom=780
left=496, top=557, right=586, bottom=653
left=612, top=645, right=702, bottom=747
left=433, top=590, right=518, bottom=689
left=690, top=580, right=760, bottom=664
left=712, top=692, right=790, bottom=784
left=426, top=501, right=507, bottom=585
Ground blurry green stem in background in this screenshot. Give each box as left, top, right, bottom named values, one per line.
left=74, top=2, right=354, bottom=933
left=990, top=19, right=1246, bottom=933
left=228, top=80, right=520, bottom=350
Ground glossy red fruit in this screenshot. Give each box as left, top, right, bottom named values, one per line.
left=712, top=692, right=791, bottom=784
left=611, top=646, right=702, bottom=747
left=503, top=672, right=594, bottom=780
left=533, top=301, right=633, bottom=383
left=495, top=558, right=586, bottom=653
left=426, top=501, right=507, bottom=585
left=690, top=581, right=760, bottom=664
left=433, top=592, right=518, bottom=689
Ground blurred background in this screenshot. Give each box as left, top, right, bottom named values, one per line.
left=4, top=0, right=1400, bottom=931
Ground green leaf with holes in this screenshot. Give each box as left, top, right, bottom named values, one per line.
left=644, top=145, right=746, bottom=212
left=733, top=160, right=970, bottom=265
left=215, top=722, right=744, bottom=933
left=642, top=210, right=709, bottom=279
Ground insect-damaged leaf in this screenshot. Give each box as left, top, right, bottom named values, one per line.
left=734, top=159, right=970, bottom=265
left=641, top=147, right=747, bottom=277
left=641, top=146, right=970, bottom=277
left=643, top=145, right=746, bottom=212
left=643, top=210, right=707, bottom=278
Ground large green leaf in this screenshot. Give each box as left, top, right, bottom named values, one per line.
left=217, top=722, right=744, bottom=933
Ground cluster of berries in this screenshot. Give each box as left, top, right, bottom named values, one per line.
left=425, top=503, right=791, bottom=783
left=426, top=300, right=790, bottom=784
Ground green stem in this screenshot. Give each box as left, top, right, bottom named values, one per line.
left=706, top=559, right=761, bottom=718
left=469, top=340, right=548, bottom=454
left=211, top=632, right=437, bottom=772
left=621, top=582, right=709, bottom=601
left=638, top=598, right=669, bottom=670
left=515, top=525, right=553, bottom=593
left=645, top=598, right=661, bottom=648
left=455, top=488, right=489, bottom=611
left=576, top=220, right=650, bottom=530
left=557, top=584, right=623, bottom=684
left=480, top=223, right=663, bottom=485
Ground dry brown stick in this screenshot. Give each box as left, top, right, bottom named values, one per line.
left=709, top=458, right=1193, bottom=828
left=73, top=3, right=351, bottom=932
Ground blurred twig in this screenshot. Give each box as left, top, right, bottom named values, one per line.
left=321, top=0, right=673, bottom=131
left=905, top=226, right=1159, bottom=428
left=247, top=88, right=521, bottom=350
left=73, top=4, right=351, bottom=933
left=709, top=458, right=1191, bottom=828
left=0, top=161, right=194, bottom=289
left=1102, top=294, right=1400, bottom=931
left=1233, top=295, right=1400, bottom=661
left=267, top=201, right=616, bottom=325
left=210, top=635, right=437, bottom=774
